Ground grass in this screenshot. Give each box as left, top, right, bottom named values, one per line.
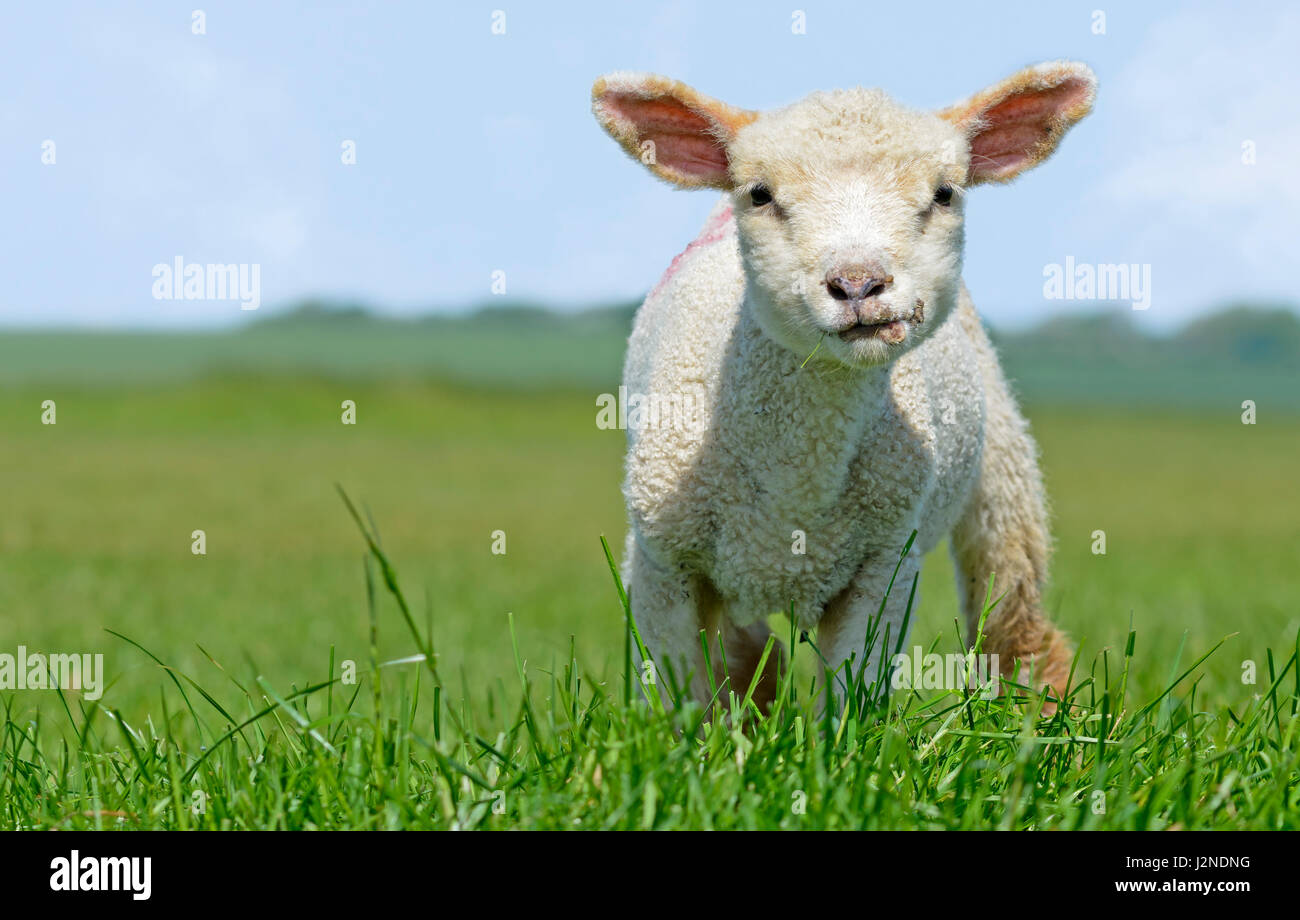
left=1, top=374, right=1297, bottom=829
left=3, top=494, right=1296, bottom=830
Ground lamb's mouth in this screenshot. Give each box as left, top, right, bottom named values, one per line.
left=833, top=299, right=925, bottom=346
left=838, top=320, right=908, bottom=344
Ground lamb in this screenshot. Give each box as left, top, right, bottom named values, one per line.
left=591, top=62, right=1096, bottom=711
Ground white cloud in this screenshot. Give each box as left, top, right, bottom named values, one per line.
left=1096, top=6, right=1300, bottom=286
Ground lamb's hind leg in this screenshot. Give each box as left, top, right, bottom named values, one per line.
left=950, top=393, right=1072, bottom=703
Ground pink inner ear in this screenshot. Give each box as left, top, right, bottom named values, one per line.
left=969, top=77, right=1090, bottom=180
left=603, top=92, right=730, bottom=181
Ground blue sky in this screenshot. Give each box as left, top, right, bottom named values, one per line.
left=1, top=0, right=1295, bottom=329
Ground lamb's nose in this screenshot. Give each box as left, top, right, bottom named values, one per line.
left=825, top=265, right=892, bottom=301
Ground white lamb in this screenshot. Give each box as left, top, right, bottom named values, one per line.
left=591, top=62, right=1096, bottom=710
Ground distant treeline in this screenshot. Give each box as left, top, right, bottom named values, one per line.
left=260, top=297, right=1300, bottom=367
left=1, top=299, right=1295, bottom=410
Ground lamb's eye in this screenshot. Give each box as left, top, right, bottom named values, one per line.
left=933, top=184, right=953, bottom=206
left=750, top=185, right=773, bottom=207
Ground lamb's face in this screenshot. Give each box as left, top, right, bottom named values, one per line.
left=728, top=91, right=969, bottom=367
left=592, top=64, right=1096, bottom=368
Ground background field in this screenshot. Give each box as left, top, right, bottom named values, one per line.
left=3, top=305, right=1298, bottom=730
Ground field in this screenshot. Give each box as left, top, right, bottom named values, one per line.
left=2, top=318, right=1298, bottom=829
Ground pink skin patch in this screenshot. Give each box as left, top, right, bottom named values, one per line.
left=648, top=205, right=735, bottom=301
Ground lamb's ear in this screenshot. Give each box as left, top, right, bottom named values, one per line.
left=592, top=72, right=757, bottom=189
left=940, top=61, right=1097, bottom=185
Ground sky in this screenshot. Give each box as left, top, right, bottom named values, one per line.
left=1, top=0, right=1296, bottom=330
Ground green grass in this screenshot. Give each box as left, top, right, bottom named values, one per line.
left=3, top=496, right=1296, bottom=830
left=1, top=375, right=1297, bottom=829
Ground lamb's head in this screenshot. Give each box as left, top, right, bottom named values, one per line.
left=593, top=63, right=1096, bottom=368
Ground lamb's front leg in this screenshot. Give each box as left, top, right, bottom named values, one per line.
left=623, top=532, right=717, bottom=707
left=814, top=550, right=921, bottom=706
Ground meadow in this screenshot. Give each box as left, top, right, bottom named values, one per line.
left=1, top=312, right=1297, bottom=829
